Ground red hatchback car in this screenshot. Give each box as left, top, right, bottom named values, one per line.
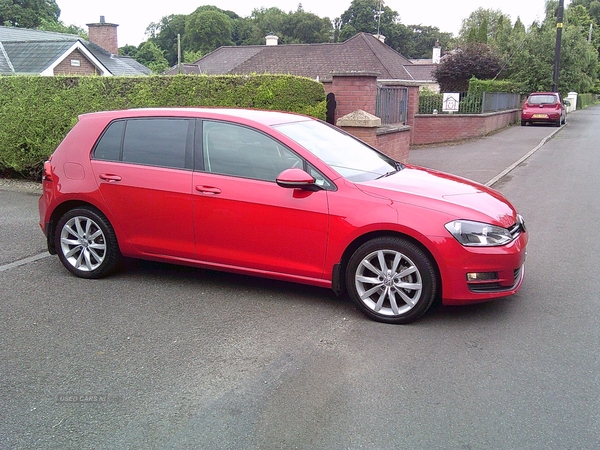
left=39, top=108, right=528, bottom=324
left=521, top=92, right=567, bottom=127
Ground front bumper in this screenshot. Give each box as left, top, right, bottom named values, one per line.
left=437, top=230, right=528, bottom=305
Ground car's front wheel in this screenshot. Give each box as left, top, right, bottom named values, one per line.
left=55, top=207, right=120, bottom=279
left=346, top=237, right=438, bottom=324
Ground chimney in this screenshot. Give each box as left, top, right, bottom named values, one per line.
left=372, top=34, right=386, bottom=43
left=433, top=40, right=441, bottom=64
left=265, top=33, right=279, bottom=46
left=87, top=16, right=119, bottom=55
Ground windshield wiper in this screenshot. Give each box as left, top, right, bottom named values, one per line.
left=377, top=162, right=405, bottom=179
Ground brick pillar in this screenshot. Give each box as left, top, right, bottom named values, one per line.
left=87, top=16, right=119, bottom=55
left=336, top=109, right=381, bottom=148
left=405, top=85, right=420, bottom=127
left=330, top=72, right=379, bottom=125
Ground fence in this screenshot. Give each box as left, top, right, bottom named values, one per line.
left=376, top=86, right=408, bottom=125
left=419, top=92, right=521, bottom=115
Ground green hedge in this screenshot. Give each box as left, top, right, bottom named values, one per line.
left=577, top=93, right=597, bottom=109
left=467, top=77, right=523, bottom=95
left=0, top=74, right=327, bottom=178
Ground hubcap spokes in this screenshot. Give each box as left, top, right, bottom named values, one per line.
left=60, top=217, right=106, bottom=271
left=356, top=249, right=422, bottom=316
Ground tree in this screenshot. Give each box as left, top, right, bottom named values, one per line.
left=338, top=0, right=399, bottom=42
left=393, top=25, right=453, bottom=59
left=146, top=14, right=187, bottom=66
left=433, top=43, right=503, bottom=92
left=0, top=0, right=60, bottom=28
left=243, top=7, right=288, bottom=44
left=119, top=44, right=139, bottom=58
left=134, top=41, right=169, bottom=73
left=184, top=9, right=234, bottom=54
left=36, top=18, right=86, bottom=38
left=459, top=8, right=513, bottom=44
left=281, top=8, right=333, bottom=44
left=498, top=1, right=599, bottom=94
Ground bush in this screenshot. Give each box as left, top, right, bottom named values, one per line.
left=577, top=93, right=598, bottom=109
left=468, top=77, right=523, bottom=95
left=433, top=44, right=503, bottom=93
left=0, top=74, right=326, bottom=178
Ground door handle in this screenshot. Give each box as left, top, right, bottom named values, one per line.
left=195, top=185, right=222, bottom=195
left=99, top=174, right=122, bottom=182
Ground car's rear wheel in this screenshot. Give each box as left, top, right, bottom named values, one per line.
left=346, top=237, right=438, bottom=324
left=55, top=207, right=120, bottom=279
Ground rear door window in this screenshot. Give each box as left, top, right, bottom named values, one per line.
left=93, top=118, right=194, bottom=170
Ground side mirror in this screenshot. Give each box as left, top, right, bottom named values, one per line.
left=276, top=168, right=320, bottom=191
left=563, top=100, right=571, bottom=107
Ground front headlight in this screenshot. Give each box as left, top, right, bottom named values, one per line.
left=445, top=220, right=513, bottom=247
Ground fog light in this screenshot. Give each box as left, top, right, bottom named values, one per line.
left=466, top=272, right=498, bottom=282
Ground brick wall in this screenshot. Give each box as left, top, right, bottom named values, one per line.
left=53, top=49, right=99, bottom=76
left=326, top=73, right=518, bottom=159
left=411, top=110, right=520, bottom=145
left=338, top=126, right=411, bottom=163
left=376, top=127, right=411, bottom=162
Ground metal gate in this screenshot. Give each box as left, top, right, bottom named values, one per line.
left=376, top=86, right=408, bottom=125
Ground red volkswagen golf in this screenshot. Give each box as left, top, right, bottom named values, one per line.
left=39, top=108, right=528, bottom=324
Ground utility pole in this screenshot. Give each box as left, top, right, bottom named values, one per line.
left=552, top=0, right=565, bottom=92
left=177, top=34, right=182, bottom=75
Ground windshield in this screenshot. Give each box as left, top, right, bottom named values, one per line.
left=273, top=120, right=399, bottom=182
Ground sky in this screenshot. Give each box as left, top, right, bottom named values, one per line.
left=55, top=0, right=551, bottom=47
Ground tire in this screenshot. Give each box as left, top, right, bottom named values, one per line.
left=345, top=237, right=438, bottom=324
left=55, top=207, right=120, bottom=279
left=521, top=120, right=526, bottom=126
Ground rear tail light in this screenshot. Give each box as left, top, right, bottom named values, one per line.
left=42, top=160, right=53, bottom=182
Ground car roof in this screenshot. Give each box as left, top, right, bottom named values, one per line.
left=78, top=107, right=313, bottom=127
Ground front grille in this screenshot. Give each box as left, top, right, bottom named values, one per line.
left=508, top=215, right=526, bottom=239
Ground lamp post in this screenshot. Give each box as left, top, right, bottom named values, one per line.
left=552, top=0, right=565, bottom=92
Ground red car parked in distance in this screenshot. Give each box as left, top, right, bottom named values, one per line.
left=39, top=108, right=528, bottom=324
left=521, top=92, right=567, bottom=127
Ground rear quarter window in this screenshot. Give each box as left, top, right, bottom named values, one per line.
left=93, top=120, right=125, bottom=161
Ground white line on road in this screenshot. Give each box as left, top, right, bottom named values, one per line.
left=0, top=252, right=51, bottom=272
left=486, top=126, right=563, bottom=187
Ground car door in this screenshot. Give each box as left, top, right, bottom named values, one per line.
left=90, top=117, right=196, bottom=259
left=192, top=120, right=330, bottom=280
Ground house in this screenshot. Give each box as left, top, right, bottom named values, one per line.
left=166, top=32, right=436, bottom=87
left=0, top=17, right=150, bottom=76
left=408, top=40, right=442, bottom=92
left=165, top=32, right=439, bottom=161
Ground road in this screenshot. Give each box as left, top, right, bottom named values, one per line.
left=1, top=107, right=599, bottom=449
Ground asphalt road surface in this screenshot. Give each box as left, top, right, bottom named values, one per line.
left=1, top=107, right=599, bottom=449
